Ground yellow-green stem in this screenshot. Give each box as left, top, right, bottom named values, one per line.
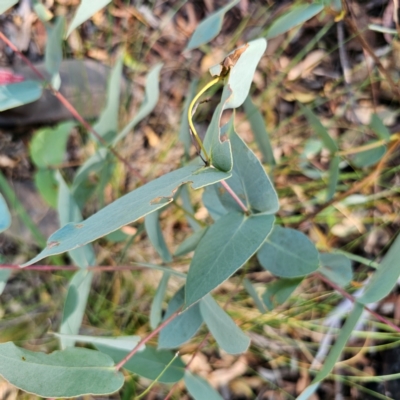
left=188, top=77, right=221, bottom=163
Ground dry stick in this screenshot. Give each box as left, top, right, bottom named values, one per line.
left=315, top=273, right=400, bottom=334
left=114, top=311, right=180, bottom=370
left=343, top=10, right=400, bottom=101
left=336, top=19, right=361, bottom=124
left=0, top=32, right=144, bottom=183
left=296, top=125, right=400, bottom=227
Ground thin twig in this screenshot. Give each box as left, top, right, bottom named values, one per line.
left=315, top=273, right=400, bottom=334
left=336, top=19, right=361, bottom=124
left=220, top=180, right=249, bottom=214
left=0, top=31, right=144, bottom=183
left=343, top=4, right=400, bottom=100
left=115, top=311, right=179, bottom=370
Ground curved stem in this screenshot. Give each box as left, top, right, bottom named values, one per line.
left=115, top=311, right=179, bottom=370
left=188, top=77, right=221, bottom=163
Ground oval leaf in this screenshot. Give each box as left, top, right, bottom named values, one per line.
left=186, top=0, right=240, bottom=50
left=257, top=226, right=319, bottom=278
left=96, top=344, right=185, bottom=383
left=185, top=371, right=224, bottom=400
left=0, top=193, right=11, bottom=233
left=59, top=269, right=94, bottom=349
left=299, top=103, right=338, bottom=153
left=243, top=96, right=275, bottom=165
left=0, top=80, right=43, bottom=112
left=318, top=253, right=352, bottom=288
left=150, top=272, right=170, bottom=329
left=266, top=3, right=324, bottom=39
left=214, top=129, right=279, bottom=214
left=66, top=0, right=112, bottom=37
left=159, top=286, right=203, bottom=349
left=352, top=143, right=386, bottom=168
left=358, top=233, right=400, bottom=305
left=45, top=16, right=65, bottom=76
left=29, top=122, right=75, bottom=167
left=223, top=38, right=267, bottom=110
left=186, top=212, right=275, bottom=307
left=0, top=343, right=124, bottom=398
left=0, top=0, right=18, bottom=14
left=145, top=211, right=172, bottom=263
left=21, top=164, right=231, bottom=267
left=113, top=63, right=163, bottom=144
left=200, top=295, right=250, bottom=354
left=262, top=277, right=303, bottom=311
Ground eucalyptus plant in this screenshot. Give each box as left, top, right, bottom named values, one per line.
left=0, top=1, right=399, bottom=399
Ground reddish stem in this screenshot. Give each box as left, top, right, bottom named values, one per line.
left=0, top=264, right=168, bottom=272
left=315, top=273, right=400, bottom=334
left=0, top=31, right=144, bottom=183
left=220, top=180, right=248, bottom=213
left=115, top=311, right=179, bottom=370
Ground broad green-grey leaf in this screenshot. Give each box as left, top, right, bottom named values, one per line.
left=186, top=212, right=275, bottom=307
left=174, top=227, right=208, bottom=257
left=159, top=286, right=203, bottom=349
left=72, top=148, right=108, bottom=189
left=352, top=143, right=386, bottom=168
left=0, top=0, right=18, bottom=14
left=93, top=56, right=123, bottom=142
left=223, top=38, right=267, bottom=110
left=179, top=184, right=202, bottom=231
left=56, top=171, right=96, bottom=269
left=34, top=169, right=58, bottom=208
left=257, top=226, right=319, bottom=277
left=185, top=371, right=224, bottom=400
left=22, top=164, right=230, bottom=267
left=358, top=233, right=400, bottom=305
left=145, top=210, right=172, bottom=263
left=299, top=103, right=337, bottom=153
left=200, top=295, right=250, bottom=354
left=243, top=278, right=266, bottom=313
left=0, top=269, right=10, bottom=295
left=327, top=155, right=340, bottom=201
left=45, top=16, right=65, bottom=76
left=266, top=3, right=324, bottom=39
left=71, top=148, right=109, bottom=208
left=369, top=113, right=390, bottom=140
left=59, top=269, right=93, bottom=348
left=215, top=129, right=279, bottom=214
left=0, top=80, right=42, bottom=112
left=66, top=0, right=112, bottom=37
left=29, top=122, right=75, bottom=167
left=0, top=193, right=11, bottom=233
left=179, top=79, right=199, bottom=158
left=318, top=253, right=352, bottom=288
left=96, top=344, right=185, bottom=383
left=202, top=185, right=227, bottom=220
left=186, top=0, right=240, bottom=50
left=203, top=102, right=233, bottom=172
left=150, top=272, right=170, bottom=329
left=243, top=96, right=275, bottom=165
left=33, top=3, right=53, bottom=22
left=113, top=63, right=162, bottom=144
left=262, top=277, right=303, bottom=311
left=54, top=333, right=141, bottom=351
left=0, top=343, right=124, bottom=398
